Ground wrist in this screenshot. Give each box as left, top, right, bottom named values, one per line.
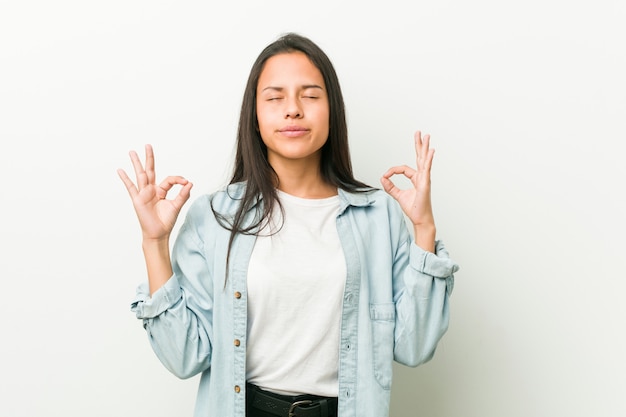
left=142, top=237, right=170, bottom=252
left=141, top=237, right=173, bottom=295
left=413, top=223, right=436, bottom=253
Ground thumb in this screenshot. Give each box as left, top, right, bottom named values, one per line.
left=380, top=176, right=401, bottom=200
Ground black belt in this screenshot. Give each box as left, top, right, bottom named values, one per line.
left=246, top=383, right=338, bottom=417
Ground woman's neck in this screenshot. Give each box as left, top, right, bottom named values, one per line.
left=271, top=159, right=337, bottom=199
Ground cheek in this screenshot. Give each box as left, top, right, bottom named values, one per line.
left=256, top=104, right=273, bottom=128
left=255, top=108, right=271, bottom=143
left=255, top=110, right=266, bottom=133
left=319, top=109, right=330, bottom=133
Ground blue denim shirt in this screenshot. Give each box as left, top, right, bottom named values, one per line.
left=131, top=183, right=459, bottom=417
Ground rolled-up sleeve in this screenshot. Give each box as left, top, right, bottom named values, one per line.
left=131, top=276, right=183, bottom=320
left=409, top=240, right=458, bottom=296
left=393, top=234, right=460, bottom=367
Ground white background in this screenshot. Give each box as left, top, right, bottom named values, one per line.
left=1, top=1, right=624, bottom=416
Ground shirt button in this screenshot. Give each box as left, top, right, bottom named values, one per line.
left=234, top=291, right=242, bottom=299
left=234, top=385, right=241, bottom=393
left=234, top=339, right=241, bottom=347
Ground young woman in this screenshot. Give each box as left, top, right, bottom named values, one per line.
left=118, top=33, right=459, bottom=417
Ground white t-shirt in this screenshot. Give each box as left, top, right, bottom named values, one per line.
left=246, top=190, right=346, bottom=397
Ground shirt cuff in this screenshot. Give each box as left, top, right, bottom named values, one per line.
left=409, top=240, right=460, bottom=278
left=130, top=275, right=183, bottom=319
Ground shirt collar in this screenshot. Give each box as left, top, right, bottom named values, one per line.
left=337, top=188, right=376, bottom=214
left=224, top=182, right=376, bottom=214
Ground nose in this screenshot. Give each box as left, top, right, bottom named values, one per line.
left=284, top=97, right=303, bottom=119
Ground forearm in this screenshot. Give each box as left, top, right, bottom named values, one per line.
left=142, top=238, right=173, bottom=295
left=413, top=223, right=436, bottom=253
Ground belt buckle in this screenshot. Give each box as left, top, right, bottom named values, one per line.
left=288, top=400, right=313, bottom=417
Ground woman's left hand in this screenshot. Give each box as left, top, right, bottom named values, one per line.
left=381, top=131, right=436, bottom=251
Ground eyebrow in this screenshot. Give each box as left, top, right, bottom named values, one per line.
left=260, top=84, right=324, bottom=93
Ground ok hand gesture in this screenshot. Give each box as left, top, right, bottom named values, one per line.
left=381, top=131, right=436, bottom=252
left=117, top=144, right=193, bottom=241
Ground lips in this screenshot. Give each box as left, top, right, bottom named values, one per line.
left=278, top=125, right=309, bottom=137
left=279, top=125, right=308, bottom=132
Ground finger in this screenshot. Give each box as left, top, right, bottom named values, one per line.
left=414, top=131, right=422, bottom=154
left=414, top=131, right=423, bottom=167
left=423, top=148, right=435, bottom=172
left=421, top=134, right=430, bottom=156
left=129, top=150, right=148, bottom=189
left=380, top=176, right=401, bottom=199
left=172, top=182, right=194, bottom=209
left=414, top=130, right=422, bottom=145
left=413, top=131, right=425, bottom=159
left=117, top=168, right=139, bottom=198
left=145, top=144, right=156, bottom=185
left=157, top=176, right=190, bottom=194
left=414, top=131, right=430, bottom=148
left=418, top=133, right=434, bottom=174
left=382, top=165, right=417, bottom=180
left=415, top=132, right=434, bottom=171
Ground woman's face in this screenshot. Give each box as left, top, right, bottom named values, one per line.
left=256, top=51, right=330, bottom=170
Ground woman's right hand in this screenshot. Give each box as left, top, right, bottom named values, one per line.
left=117, top=144, right=193, bottom=241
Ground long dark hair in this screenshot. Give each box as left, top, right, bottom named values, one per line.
left=213, top=32, right=371, bottom=277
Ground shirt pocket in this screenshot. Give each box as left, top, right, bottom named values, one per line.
left=370, top=303, right=396, bottom=390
